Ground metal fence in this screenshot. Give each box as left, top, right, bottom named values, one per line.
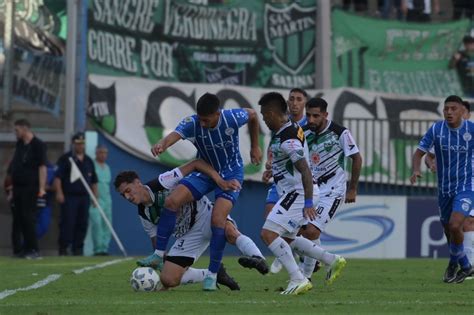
left=342, top=118, right=439, bottom=196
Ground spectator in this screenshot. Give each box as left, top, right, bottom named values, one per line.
left=343, top=0, right=368, bottom=12
left=452, top=0, right=474, bottom=20
left=88, top=145, right=112, bottom=256
left=54, top=132, right=98, bottom=256
left=380, top=0, right=403, bottom=20
left=402, top=0, right=440, bottom=22
left=449, top=35, right=474, bottom=98
left=7, top=119, right=47, bottom=259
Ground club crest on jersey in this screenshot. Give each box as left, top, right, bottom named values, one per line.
left=225, top=128, right=235, bottom=136
left=311, top=152, right=320, bottom=164
left=463, top=132, right=471, bottom=142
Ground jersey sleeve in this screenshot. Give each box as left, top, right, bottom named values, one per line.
left=230, top=109, right=249, bottom=127
left=174, top=116, right=196, bottom=140
left=157, top=167, right=184, bottom=190
left=139, top=215, right=156, bottom=238
left=281, top=138, right=306, bottom=163
left=418, top=124, right=435, bottom=153
left=339, top=130, right=360, bottom=157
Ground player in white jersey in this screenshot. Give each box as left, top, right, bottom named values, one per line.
left=114, top=160, right=268, bottom=290
left=258, top=92, right=346, bottom=295
left=424, top=100, right=474, bottom=265
left=299, top=97, right=362, bottom=279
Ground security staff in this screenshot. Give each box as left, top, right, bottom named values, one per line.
left=54, top=132, right=98, bottom=256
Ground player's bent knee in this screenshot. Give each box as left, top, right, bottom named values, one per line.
left=225, top=224, right=239, bottom=245
left=160, top=273, right=180, bottom=288
left=302, top=224, right=321, bottom=240
left=164, top=196, right=182, bottom=211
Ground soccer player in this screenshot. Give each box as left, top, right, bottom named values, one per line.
left=424, top=100, right=474, bottom=265
left=114, top=161, right=267, bottom=290
left=149, top=96, right=262, bottom=291
left=258, top=92, right=346, bottom=295
left=411, top=95, right=474, bottom=283
left=299, top=97, right=362, bottom=279
left=263, top=88, right=308, bottom=273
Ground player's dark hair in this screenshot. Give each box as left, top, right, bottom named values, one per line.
left=463, top=35, right=474, bottom=45
left=196, top=93, right=220, bottom=116
left=114, top=171, right=139, bottom=190
left=14, top=119, right=31, bottom=128
left=444, top=95, right=463, bottom=105
left=306, top=97, right=328, bottom=112
left=258, top=92, right=287, bottom=113
left=462, top=100, right=471, bottom=112
left=289, top=88, right=308, bottom=98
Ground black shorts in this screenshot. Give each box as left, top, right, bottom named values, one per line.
left=165, top=255, right=195, bottom=268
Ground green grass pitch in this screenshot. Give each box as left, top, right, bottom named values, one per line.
left=0, top=256, right=473, bottom=314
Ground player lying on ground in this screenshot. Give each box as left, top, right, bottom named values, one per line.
left=114, top=162, right=268, bottom=290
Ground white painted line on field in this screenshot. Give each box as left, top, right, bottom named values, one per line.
left=72, top=257, right=133, bottom=274
left=0, top=257, right=133, bottom=301
left=0, top=274, right=62, bottom=300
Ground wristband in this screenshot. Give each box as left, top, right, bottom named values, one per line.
left=304, top=198, right=313, bottom=208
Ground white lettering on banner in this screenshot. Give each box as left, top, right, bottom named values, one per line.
left=421, top=216, right=446, bottom=257
left=267, top=12, right=314, bottom=39
left=88, top=30, right=138, bottom=73
left=92, top=0, right=158, bottom=33
left=272, top=73, right=315, bottom=88
left=163, top=0, right=257, bottom=41
left=140, top=40, right=174, bottom=78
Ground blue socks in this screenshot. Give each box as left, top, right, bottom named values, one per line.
left=209, top=226, right=226, bottom=273
left=449, top=242, right=471, bottom=270
left=155, top=208, right=177, bottom=251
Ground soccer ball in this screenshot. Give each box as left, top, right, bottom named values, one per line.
left=130, top=267, right=160, bottom=292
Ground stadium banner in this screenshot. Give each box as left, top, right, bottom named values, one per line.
left=89, top=74, right=448, bottom=183
left=406, top=197, right=449, bottom=258
left=0, top=0, right=66, bottom=116
left=320, top=196, right=407, bottom=258
left=87, top=0, right=317, bottom=89
left=332, top=9, right=470, bottom=98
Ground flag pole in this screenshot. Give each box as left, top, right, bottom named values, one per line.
left=69, top=157, right=127, bottom=257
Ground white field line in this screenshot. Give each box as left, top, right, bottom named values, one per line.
left=0, top=258, right=132, bottom=301
left=0, top=274, right=61, bottom=300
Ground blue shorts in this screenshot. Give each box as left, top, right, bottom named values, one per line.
left=438, top=191, right=474, bottom=225
left=180, top=171, right=243, bottom=205
left=265, top=184, right=280, bottom=205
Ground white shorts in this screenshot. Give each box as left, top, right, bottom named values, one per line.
left=167, top=207, right=212, bottom=261
left=264, top=185, right=319, bottom=239
left=309, top=189, right=345, bottom=232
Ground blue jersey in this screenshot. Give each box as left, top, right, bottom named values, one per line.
left=174, top=108, right=249, bottom=175
left=294, top=115, right=307, bottom=127
left=418, top=120, right=474, bottom=196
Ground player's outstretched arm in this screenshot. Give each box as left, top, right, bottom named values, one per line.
left=410, top=149, right=426, bottom=184
left=179, top=159, right=241, bottom=191
left=346, top=152, right=362, bottom=203
left=294, top=158, right=316, bottom=221
left=151, top=131, right=181, bottom=157
left=245, top=108, right=263, bottom=165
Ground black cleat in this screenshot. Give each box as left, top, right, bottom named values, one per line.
left=454, top=266, right=474, bottom=283
left=217, top=263, right=240, bottom=291
left=313, top=260, right=321, bottom=274
left=238, top=256, right=269, bottom=275
left=443, top=263, right=458, bottom=283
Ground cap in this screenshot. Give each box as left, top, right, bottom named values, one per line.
left=72, top=132, right=85, bottom=144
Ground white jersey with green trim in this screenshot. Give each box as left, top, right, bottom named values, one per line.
left=304, top=120, right=359, bottom=192
left=269, top=120, right=310, bottom=196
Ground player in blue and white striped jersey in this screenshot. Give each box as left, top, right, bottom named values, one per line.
left=149, top=93, right=262, bottom=291
left=411, top=95, right=474, bottom=283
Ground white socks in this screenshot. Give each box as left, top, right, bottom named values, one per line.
left=291, top=236, right=336, bottom=266
left=180, top=268, right=206, bottom=285
left=236, top=235, right=264, bottom=258
left=268, top=237, right=304, bottom=281
left=154, top=249, right=165, bottom=256
left=463, top=231, right=474, bottom=264
left=301, top=238, right=320, bottom=278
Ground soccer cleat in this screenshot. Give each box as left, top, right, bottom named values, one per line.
left=325, top=255, right=346, bottom=285
left=217, top=263, right=240, bottom=291
left=454, top=266, right=474, bottom=283
left=314, top=260, right=322, bottom=273
left=270, top=258, right=283, bottom=274
left=443, top=263, right=458, bottom=283
left=203, top=274, right=217, bottom=291
left=238, top=256, right=269, bottom=275
left=136, top=253, right=163, bottom=271
left=280, top=278, right=313, bottom=295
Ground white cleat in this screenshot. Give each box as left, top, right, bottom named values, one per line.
left=270, top=258, right=283, bottom=274
left=325, top=255, right=346, bottom=285
left=280, top=278, right=313, bottom=295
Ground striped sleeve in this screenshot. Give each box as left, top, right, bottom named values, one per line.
left=418, top=124, right=436, bottom=152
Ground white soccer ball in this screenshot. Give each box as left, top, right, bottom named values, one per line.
left=130, top=267, right=160, bottom=292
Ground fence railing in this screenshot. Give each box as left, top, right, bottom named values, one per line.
left=342, top=118, right=439, bottom=195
